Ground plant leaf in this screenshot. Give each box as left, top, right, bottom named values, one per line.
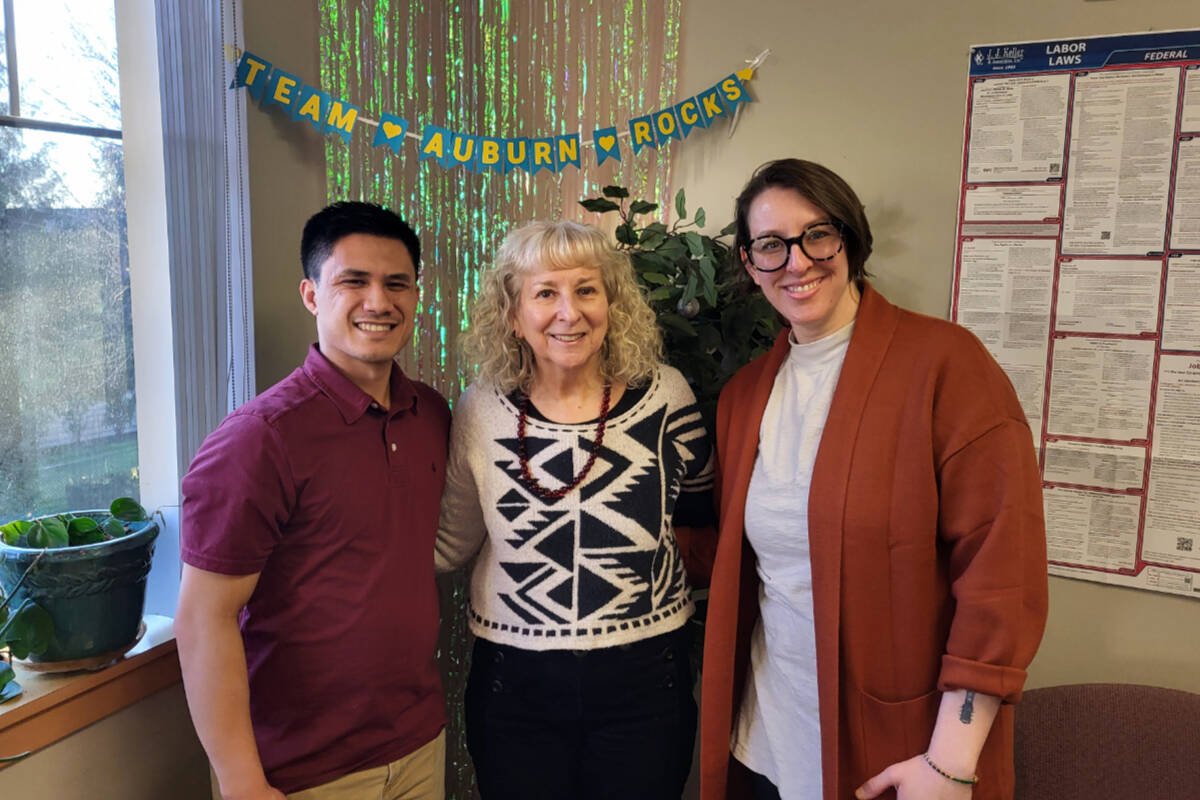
left=71, top=522, right=107, bottom=546
left=601, top=185, right=630, bottom=199
left=694, top=207, right=706, bottom=228
left=658, top=314, right=698, bottom=337
left=579, top=198, right=620, bottom=213
left=1, top=520, right=31, bottom=546
left=674, top=188, right=687, bottom=220
left=647, top=286, right=673, bottom=301
left=615, top=223, right=637, bottom=246
left=631, top=251, right=671, bottom=273
left=110, top=497, right=148, bottom=522
left=629, top=200, right=658, bottom=216
left=720, top=220, right=737, bottom=236
left=641, top=272, right=672, bottom=286
left=67, top=517, right=99, bottom=544
left=0, top=662, right=13, bottom=691
left=682, top=273, right=698, bottom=305
left=28, top=518, right=69, bottom=549
left=3, top=603, right=54, bottom=659
left=683, top=231, right=706, bottom=259
left=658, top=238, right=687, bottom=262
left=103, top=517, right=126, bottom=538
left=639, top=231, right=667, bottom=251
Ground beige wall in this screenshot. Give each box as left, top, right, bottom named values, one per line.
left=673, top=0, right=1200, bottom=691
left=0, top=685, right=208, bottom=799
left=244, top=3, right=326, bottom=391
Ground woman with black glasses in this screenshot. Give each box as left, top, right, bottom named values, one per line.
left=696, top=159, right=1049, bottom=800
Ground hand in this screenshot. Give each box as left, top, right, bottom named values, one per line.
left=856, top=754, right=973, bottom=800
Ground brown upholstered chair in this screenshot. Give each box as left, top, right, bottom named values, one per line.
left=1013, top=683, right=1200, bottom=800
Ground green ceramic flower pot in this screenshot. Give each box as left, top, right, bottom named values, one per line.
left=0, top=512, right=158, bottom=663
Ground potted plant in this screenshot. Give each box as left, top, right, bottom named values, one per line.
left=0, top=497, right=158, bottom=673
left=579, top=185, right=780, bottom=427
left=580, top=186, right=781, bottom=671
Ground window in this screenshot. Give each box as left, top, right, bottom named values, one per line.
left=0, top=0, right=138, bottom=521
left=1, top=0, right=251, bottom=618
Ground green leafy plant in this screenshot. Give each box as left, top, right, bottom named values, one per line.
left=580, top=185, right=780, bottom=424
left=0, top=497, right=149, bottom=676
left=1, top=497, right=147, bottom=549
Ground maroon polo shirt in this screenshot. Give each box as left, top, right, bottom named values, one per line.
left=181, top=344, right=450, bottom=793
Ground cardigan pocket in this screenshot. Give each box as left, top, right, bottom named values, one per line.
left=853, top=686, right=941, bottom=784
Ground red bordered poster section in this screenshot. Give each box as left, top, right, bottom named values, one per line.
left=952, top=29, right=1200, bottom=598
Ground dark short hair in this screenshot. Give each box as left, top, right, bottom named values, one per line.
left=731, top=159, right=873, bottom=288
left=300, top=201, right=422, bottom=281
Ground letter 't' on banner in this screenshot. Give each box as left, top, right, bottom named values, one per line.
left=232, top=51, right=272, bottom=101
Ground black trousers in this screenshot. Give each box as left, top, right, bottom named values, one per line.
left=465, top=625, right=697, bottom=800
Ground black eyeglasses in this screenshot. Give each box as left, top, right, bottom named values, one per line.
left=745, top=221, right=845, bottom=272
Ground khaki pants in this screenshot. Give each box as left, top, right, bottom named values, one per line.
left=210, top=731, right=446, bottom=800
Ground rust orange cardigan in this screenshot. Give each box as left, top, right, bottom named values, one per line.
left=692, top=284, right=1049, bottom=800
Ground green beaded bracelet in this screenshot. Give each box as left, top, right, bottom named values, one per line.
left=922, top=753, right=979, bottom=786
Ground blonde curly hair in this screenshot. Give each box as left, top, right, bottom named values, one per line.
left=464, top=220, right=663, bottom=394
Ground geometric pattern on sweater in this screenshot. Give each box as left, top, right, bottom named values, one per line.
left=442, top=364, right=714, bottom=649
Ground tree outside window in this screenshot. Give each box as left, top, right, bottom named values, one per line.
left=0, top=0, right=138, bottom=521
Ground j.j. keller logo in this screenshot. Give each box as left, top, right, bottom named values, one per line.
left=977, top=46, right=1025, bottom=65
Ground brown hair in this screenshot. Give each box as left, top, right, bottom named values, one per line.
left=731, top=158, right=873, bottom=291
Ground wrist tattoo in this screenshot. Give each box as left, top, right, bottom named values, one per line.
left=959, top=690, right=976, bottom=724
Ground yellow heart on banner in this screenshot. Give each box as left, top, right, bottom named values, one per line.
left=598, top=135, right=616, bottom=151
left=382, top=121, right=404, bottom=139
left=737, top=67, right=754, bottom=80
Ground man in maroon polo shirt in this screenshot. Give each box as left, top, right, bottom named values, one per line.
left=176, top=202, right=450, bottom=800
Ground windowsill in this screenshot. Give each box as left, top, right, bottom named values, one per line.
left=0, top=615, right=180, bottom=767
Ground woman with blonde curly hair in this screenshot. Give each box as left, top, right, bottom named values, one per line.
left=437, top=219, right=715, bottom=800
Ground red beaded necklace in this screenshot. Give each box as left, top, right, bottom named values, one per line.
left=517, top=383, right=612, bottom=500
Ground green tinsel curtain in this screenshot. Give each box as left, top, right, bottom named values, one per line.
left=318, top=3, right=682, bottom=796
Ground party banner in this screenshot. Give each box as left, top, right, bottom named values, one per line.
left=230, top=49, right=758, bottom=175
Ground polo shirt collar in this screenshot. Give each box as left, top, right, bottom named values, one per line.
left=302, top=344, right=419, bottom=424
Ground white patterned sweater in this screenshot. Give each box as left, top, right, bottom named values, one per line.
left=436, top=365, right=715, bottom=650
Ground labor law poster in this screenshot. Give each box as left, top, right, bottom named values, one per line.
left=953, top=29, right=1200, bottom=599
